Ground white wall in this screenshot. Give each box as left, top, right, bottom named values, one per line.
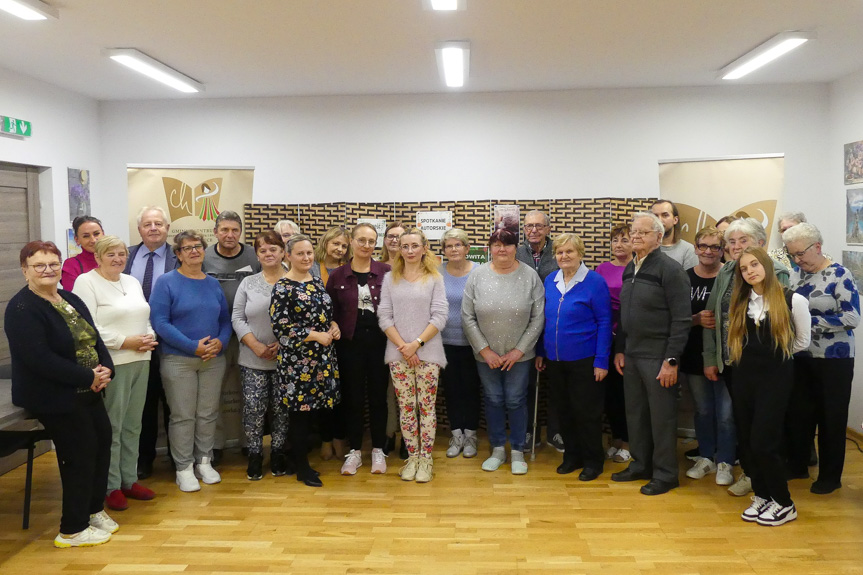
left=830, top=68, right=863, bottom=430
left=0, top=67, right=101, bottom=250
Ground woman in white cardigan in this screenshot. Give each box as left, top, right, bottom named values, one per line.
left=74, top=236, right=158, bottom=512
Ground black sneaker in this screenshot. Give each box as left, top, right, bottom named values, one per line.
left=756, top=501, right=797, bottom=526
left=685, top=447, right=700, bottom=461
left=399, top=437, right=409, bottom=460
left=271, top=450, right=288, bottom=476
left=247, top=453, right=263, bottom=481
left=383, top=435, right=396, bottom=456
left=211, top=448, right=223, bottom=467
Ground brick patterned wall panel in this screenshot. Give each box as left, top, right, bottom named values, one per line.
left=610, top=197, right=656, bottom=226
left=344, top=202, right=394, bottom=227
left=299, top=202, right=346, bottom=243
left=244, top=203, right=300, bottom=244
left=548, top=198, right=611, bottom=269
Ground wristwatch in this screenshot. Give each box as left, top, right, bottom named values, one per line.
left=416, top=338, right=425, bottom=347
left=665, top=357, right=678, bottom=367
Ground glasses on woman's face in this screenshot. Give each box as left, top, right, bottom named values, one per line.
left=29, top=262, right=62, bottom=273
left=445, top=243, right=465, bottom=250
left=696, top=243, right=723, bottom=252
left=786, top=243, right=816, bottom=261
left=385, top=234, right=401, bottom=243
left=180, top=244, right=204, bottom=253
left=354, top=238, right=376, bottom=247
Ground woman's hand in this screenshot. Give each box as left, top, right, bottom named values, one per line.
left=397, top=340, right=420, bottom=361
left=406, top=354, right=421, bottom=368
left=90, top=365, right=111, bottom=392
left=249, top=339, right=272, bottom=360
left=121, top=334, right=158, bottom=353
left=594, top=367, right=608, bottom=381
left=694, top=310, right=715, bottom=330
left=703, top=365, right=719, bottom=382
left=535, top=356, right=546, bottom=371
left=196, top=337, right=222, bottom=361
left=614, top=353, right=625, bottom=375
left=328, top=322, right=341, bottom=341
left=479, top=347, right=503, bottom=369
left=312, top=331, right=334, bottom=346
left=498, top=349, right=524, bottom=371
left=264, top=343, right=279, bottom=360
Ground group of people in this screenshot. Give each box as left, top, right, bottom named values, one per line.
left=5, top=200, right=858, bottom=548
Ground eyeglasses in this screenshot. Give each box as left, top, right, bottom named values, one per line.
left=629, top=229, right=654, bottom=237
left=786, top=243, right=816, bottom=260
left=696, top=244, right=723, bottom=252
left=28, top=262, right=61, bottom=273
left=400, top=243, right=423, bottom=252
left=524, top=224, right=547, bottom=231
left=180, top=244, right=204, bottom=253
left=355, top=239, right=376, bottom=247
left=445, top=243, right=465, bottom=250
left=385, top=234, right=401, bottom=242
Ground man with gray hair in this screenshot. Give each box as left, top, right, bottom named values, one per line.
left=204, top=211, right=261, bottom=465
left=612, top=212, right=691, bottom=495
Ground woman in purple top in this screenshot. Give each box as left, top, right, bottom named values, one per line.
left=595, top=223, right=632, bottom=463
left=61, top=216, right=104, bottom=291
left=378, top=228, right=448, bottom=483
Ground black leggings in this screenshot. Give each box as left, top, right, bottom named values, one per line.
left=337, top=326, right=389, bottom=450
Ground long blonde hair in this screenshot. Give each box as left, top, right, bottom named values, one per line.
left=315, top=226, right=351, bottom=266
left=391, top=228, right=441, bottom=283
left=728, top=247, right=794, bottom=364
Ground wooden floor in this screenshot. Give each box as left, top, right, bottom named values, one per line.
left=1, top=436, right=862, bottom=575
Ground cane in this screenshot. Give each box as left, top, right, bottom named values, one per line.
left=530, top=368, right=540, bottom=461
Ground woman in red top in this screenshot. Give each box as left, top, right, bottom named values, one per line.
left=61, top=215, right=104, bottom=290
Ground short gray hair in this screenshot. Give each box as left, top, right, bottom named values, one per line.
left=631, top=212, right=664, bottom=236
left=215, top=210, right=243, bottom=230
left=524, top=210, right=550, bottom=227
left=136, top=206, right=170, bottom=227
left=285, top=233, right=313, bottom=254
left=725, top=217, right=766, bottom=246
left=782, top=221, right=822, bottom=246
left=440, top=228, right=470, bottom=250
left=275, top=219, right=301, bottom=235
left=777, top=211, right=807, bottom=231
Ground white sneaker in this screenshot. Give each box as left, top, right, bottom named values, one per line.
left=482, top=446, right=507, bottom=471
left=728, top=473, right=753, bottom=497
left=89, top=510, right=119, bottom=534
left=605, top=446, right=619, bottom=460
left=415, top=457, right=433, bottom=483
left=612, top=448, right=632, bottom=463
left=54, top=526, right=111, bottom=548
left=176, top=464, right=201, bottom=492
left=716, top=462, right=734, bottom=486
left=756, top=500, right=798, bottom=527
left=741, top=495, right=770, bottom=522
left=400, top=456, right=419, bottom=481
left=195, top=457, right=221, bottom=484
left=463, top=430, right=478, bottom=458
left=341, top=449, right=362, bottom=475
left=446, top=431, right=464, bottom=458
left=686, top=457, right=717, bottom=479
left=510, top=450, right=528, bottom=475
left=370, top=448, right=387, bottom=474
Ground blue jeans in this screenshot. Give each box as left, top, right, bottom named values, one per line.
left=687, top=373, right=736, bottom=464
left=477, top=361, right=530, bottom=451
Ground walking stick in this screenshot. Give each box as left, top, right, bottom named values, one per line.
left=531, top=368, right=540, bottom=461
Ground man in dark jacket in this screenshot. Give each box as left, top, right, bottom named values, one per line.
left=611, top=212, right=691, bottom=495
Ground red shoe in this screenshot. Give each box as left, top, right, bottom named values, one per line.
left=121, top=482, right=156, bottom=501
left=105, top=489, right=128, bottom=511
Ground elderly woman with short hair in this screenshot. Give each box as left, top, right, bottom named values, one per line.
left=73, top=236, right=157, bottom=511
left=703, top=217, right=790, bottom=497
left=462, top=228, right=544, bottom=475
left=783, top=222, right=860, bottom=494
left=149, top=231, right=232, bottom=493
left=535, top=233, right=612, bottom=481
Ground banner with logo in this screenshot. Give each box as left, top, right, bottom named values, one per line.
left=127, top=166, right=255, bottom=245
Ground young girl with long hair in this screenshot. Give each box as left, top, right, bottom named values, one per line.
left=377, top=228, right=448, bottom=483
left=728, top=247, right=810, bottom=527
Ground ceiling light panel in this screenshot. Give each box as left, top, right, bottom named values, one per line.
left=0, top=0, right=58, bottom=20
left=720, top=31, right=815, bottom=80
left=104, top=48, right=204, bottom=93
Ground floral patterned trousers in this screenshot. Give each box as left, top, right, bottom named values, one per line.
left=389, top=360, right=440, bottom=458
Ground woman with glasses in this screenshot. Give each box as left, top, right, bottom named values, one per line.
left=462, top=229, right=544, bottom=475
left=378, top=228, right=448, bottom=482
left=439, top=229, right=481, bottom=459
left=595, top=223, right=633, bottom=463
left=703, top=217, right=790, bottom=497
left=61, top=215, right=105, bottom=291
left=5, top=241, right=117, bottom=547
left=326, top=223, right=392, bottom=476
left=783, top=222, right=859, bottom=494
left=681, top=227, right=736, bottom=487
left=149, top=231, right=232, bottom=493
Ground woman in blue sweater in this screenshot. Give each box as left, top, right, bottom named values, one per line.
left=150, top=231, right=232, bottom=493
left=536, top=233, right=612, bottom=481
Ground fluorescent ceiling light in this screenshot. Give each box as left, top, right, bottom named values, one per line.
left=0, top=0, right=58, bottom=20
left=104, top=48, right=204, bottom=93
left=435, top=41, right=470, bottom=88
left=422, top=0, right=465, bottom=11
left=720, top=31, right=815, bottom=80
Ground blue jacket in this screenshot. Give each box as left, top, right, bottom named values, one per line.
left=537, top=269, right=613, bottom=369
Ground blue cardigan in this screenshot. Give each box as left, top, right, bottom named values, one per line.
left=537, top=270, right=613, bottom=369
left=149, top=270, right=232, bottom=357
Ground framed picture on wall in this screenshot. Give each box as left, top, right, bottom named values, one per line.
left=842, top=251, right=863, bottom=289
left=847, top=188, right=863, bottom=245
left=845, top=140, right=863, bottom=185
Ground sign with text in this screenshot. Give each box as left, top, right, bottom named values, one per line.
left=416, top=210, right=453, bottom=240
left=1, top=116, right=32, bottom=137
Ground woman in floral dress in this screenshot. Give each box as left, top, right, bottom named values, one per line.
left=270, top=234, right=341, bottom=488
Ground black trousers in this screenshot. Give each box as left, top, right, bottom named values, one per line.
left=37, top=393, right=112, bottom=534
left=603, top=363, right=628, bottom=442
left=138, top=352, right=170, bottom=465
left=547, top=357, right=605, bottom=471
left=441, top=344, right=481, bottom=431
left=786, top=356, right=854, bottom=485
left=337, top=325, right=389, bottom=450
left=288, top=410, right=315, bottom=475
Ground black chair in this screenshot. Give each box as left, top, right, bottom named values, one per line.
left=0, top=424, right=51, bottom=529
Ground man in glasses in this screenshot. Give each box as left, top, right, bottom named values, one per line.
left=203, top=211, right=261, bottom=466
left=651, top=200, right=698, bottom=270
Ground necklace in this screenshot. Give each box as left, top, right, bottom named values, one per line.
left=98, top=270, right=126, bottom=296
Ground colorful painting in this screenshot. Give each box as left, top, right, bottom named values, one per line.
left=847, top=188, right=863, bottom=245
left=493, top=204, right=520, bottom=240
left=845, top=140, right=863, bottom=185
left=68, top=168, right=91, bottom=222
left=842, top=251, right=863, bottom=290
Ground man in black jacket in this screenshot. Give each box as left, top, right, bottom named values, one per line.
left=612, top=212, right=691, bottom=495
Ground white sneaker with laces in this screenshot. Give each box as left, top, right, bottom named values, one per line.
left=686, top=457, right=717, bottom=479
left=741, top=495, right=770, bottom=522
left=89, top=510, right=119, bottom=534
left=400, top=456, right=419, bottom=481
left=415, top=457, right=433, bottom=483
left=756, top=500, right=797, bottom=526
left=446, top=431, right=465, bottom=458
left=54, top=526, right=111, bottom=548
left=716, top=462, right=734, bottom=486
left=463, top=430, right=478, bottom=458
left=341, top=449, right=362, bottom=475
left=176, top=464, right=201, bottom=492
left=195, top=457, right=221, bottom=484
left=612, top=448, right=632, bottom=463
left=370, top=448, right=387, bottom=474
left=728, top=473, right=753, bottom=497
left=547, top=433, right=565, bottom=453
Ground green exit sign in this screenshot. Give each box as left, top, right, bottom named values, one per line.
left=1, top=116, right=32, bottom=137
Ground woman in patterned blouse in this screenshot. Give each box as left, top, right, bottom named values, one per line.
left=783, top=222, right=860, bottom=494
left=270, top=234, right=341, bottom=487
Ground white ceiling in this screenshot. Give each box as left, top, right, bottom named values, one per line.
left=1, top=0, right=862, bottom=101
